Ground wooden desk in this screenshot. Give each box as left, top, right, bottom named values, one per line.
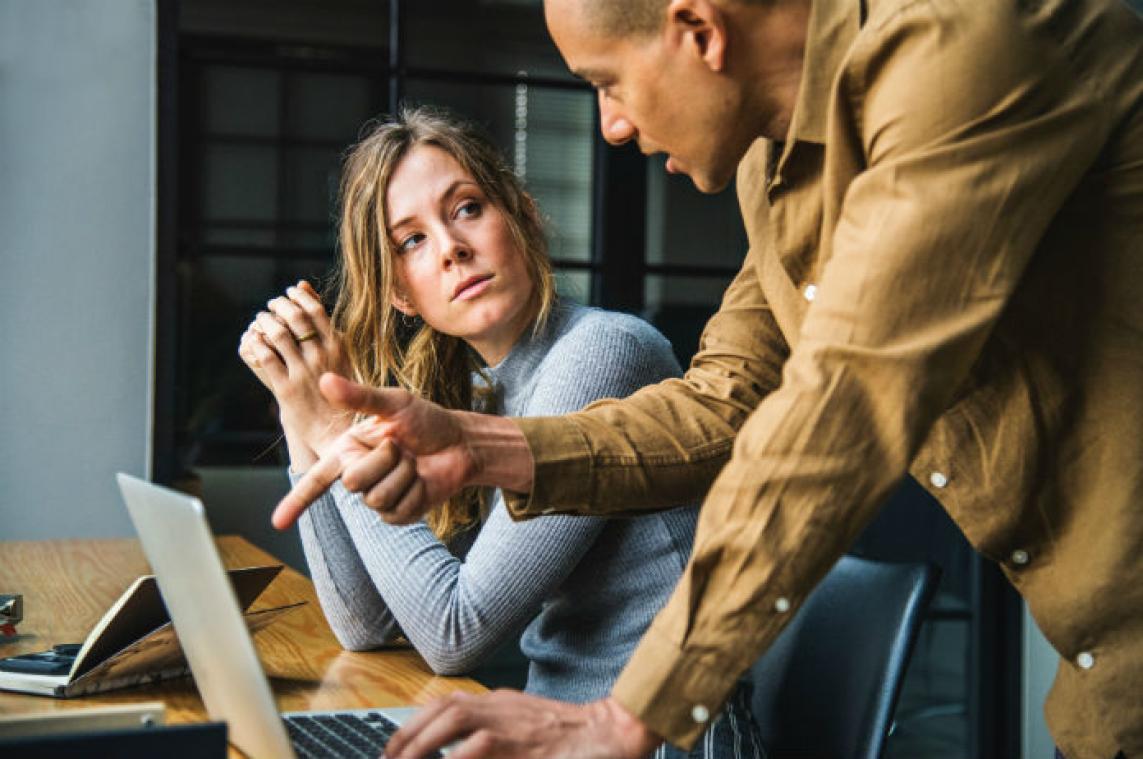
left=0, top=536, right=485, bottom=750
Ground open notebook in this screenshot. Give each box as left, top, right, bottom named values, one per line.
left=0, top=565, right=302, bottom=698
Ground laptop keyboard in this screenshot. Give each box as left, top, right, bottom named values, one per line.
left=283, top=711, right=443, bottom=759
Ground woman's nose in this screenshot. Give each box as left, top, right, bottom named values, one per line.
left=440, top=236, right=472, bottom=268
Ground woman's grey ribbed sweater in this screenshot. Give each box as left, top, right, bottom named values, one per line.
left=295, top=302, right=700, bottom=703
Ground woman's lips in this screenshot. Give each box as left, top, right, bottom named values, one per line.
left=453, top=275, right=493, bottom=301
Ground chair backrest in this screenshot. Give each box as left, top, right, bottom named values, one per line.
left=749, top=555, right=939, bottom=759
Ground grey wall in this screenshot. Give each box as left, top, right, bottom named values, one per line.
left=0, top=0, right=156, bottom=539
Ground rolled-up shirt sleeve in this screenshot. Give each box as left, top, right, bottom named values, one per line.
left=507, top=241, right=788, bottom=517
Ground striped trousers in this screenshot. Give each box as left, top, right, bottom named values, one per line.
left=657, top=683, right=768, bottom=759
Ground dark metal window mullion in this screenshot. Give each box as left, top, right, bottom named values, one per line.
left=590, top=104, right=648, bottom=313
left=969, top=555, right=1023, bottom=758
left=388, top=0, right=404, bottom=117
left=274, top=68, right=292, bottom=286
left=153, top=0, right=179, bottom=485
left=177, top=59, right=208, bottom=475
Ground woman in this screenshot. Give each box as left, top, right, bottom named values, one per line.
left=238, top=106, right=764, bottom=759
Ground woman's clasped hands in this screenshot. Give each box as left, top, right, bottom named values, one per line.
left=237, top=279, right=355, bottom=470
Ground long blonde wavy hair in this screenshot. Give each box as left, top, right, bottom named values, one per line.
left=331, top=105, right=556, bottom=540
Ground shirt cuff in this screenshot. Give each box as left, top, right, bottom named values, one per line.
left=610, top=623, right=743, bottom=750
left=502, top=416, right=594, bottom=518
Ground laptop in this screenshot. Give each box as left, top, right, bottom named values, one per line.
left=115, top=473, right=441, bottom=759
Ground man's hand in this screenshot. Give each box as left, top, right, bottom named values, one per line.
left=272, top=373, right=533, bottom=529
left=383, top=692, right=662, bottom=759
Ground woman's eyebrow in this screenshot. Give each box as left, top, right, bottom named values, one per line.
left=389, top=179, right=481, bottom=232
left=441, top=179, right=480, bottom=201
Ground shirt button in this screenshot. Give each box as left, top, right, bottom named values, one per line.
left=691, top=704, right=710, bottom=724
left=1010, top=549, right=1030, bottom=566
left=929, top=471, right=949, bottom=489
left=774, top=597, right=791, bottom=613
left=803, top=284, right=818, bottom=302
left=1076, top=651, right=1095, bottom=670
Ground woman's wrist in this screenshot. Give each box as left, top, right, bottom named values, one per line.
left=281, top=412, right=351, bottom=460
left=281, top=426, right=319, bottom=473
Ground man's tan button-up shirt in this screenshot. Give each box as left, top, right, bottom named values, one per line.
left=507, top=0, right=1143, bottom=755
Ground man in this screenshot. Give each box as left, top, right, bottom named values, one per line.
left=274, top=0, right=1143, bottom=756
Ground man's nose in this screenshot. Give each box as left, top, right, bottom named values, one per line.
left=599, top=94, right=636, bottom=146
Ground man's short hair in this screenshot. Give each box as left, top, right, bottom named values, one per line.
left=584, top=0, right=770, bottom=39
left=583, top=0, right=668, bottom=38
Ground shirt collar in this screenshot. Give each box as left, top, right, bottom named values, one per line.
left=786, top=0, right=863, bottom=145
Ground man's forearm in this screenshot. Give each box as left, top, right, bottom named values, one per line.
left=457, top=410, right=535, bottom=495
left=504, top=246, right=787, bottom=520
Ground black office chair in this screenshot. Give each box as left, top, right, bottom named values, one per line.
left=749, top=554, right=939, bottom=759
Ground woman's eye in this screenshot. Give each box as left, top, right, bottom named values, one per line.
left=399, top=232, right=425, bottom=252
left=457, top=200, right=481, bottom=219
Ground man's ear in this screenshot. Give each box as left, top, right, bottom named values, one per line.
left=664, top=0, right=727, bottom=72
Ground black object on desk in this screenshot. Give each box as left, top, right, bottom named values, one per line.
left=0, top=721, right=228, bottom=758
left=0, top=644, right=82, bottom=676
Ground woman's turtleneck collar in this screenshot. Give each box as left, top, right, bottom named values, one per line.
left=481, top=300, right=579, bottom=406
